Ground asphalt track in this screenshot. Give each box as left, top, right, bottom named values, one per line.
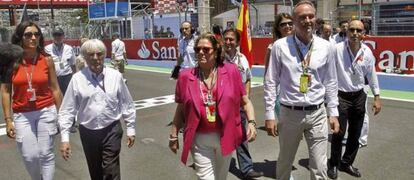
left=0, top=66, right=413, bottom=180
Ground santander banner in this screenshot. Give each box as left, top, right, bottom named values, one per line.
left=52, top=36, right=414, bottom=74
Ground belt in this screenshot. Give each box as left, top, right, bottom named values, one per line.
left=281, top=103, right=323, bottom=111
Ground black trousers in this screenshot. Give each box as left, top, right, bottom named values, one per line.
left=330, top=89, right=366, bottom=167
left=79, top=121, right=123, bottom=180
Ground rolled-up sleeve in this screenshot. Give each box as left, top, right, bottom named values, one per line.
left=264, top=44, right=281, bottom=120
left=58, top=79, right=78, bottom=142
left=120, top=78, right=136, bottom=137
left=323, top=45, right=339, bottom=117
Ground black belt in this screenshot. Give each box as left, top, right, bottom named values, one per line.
left=281, top=103, right=323, bottom=111
left=338, top=89, right=364, bottom=97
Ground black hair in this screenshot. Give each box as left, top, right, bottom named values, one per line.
left=223, top=28, right=240, bottom=43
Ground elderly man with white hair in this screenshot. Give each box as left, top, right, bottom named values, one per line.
left=58, top=39, right=136, bottom=180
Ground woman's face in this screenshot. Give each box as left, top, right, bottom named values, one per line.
left=196, top=38, right=215, bottom=67
left=278, top=17, right=294, bottom=38
left=224, top=31, right=239, bottom=53
left=22, top=25, right=40, bottom=50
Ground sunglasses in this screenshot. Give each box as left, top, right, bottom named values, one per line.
left=348, top=28, right=363, bottom=33
left=279, top=22, right=293, bottom=28
left=195, top=46, right=213, bottom=54
left=24, top=32, right=41, bottom=39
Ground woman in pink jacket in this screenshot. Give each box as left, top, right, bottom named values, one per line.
left=168, top=32, right=257, bottom=180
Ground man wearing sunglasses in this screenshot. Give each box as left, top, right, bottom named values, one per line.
left=45, top=27, right=76, bottom=95
left=327, top=20, right=381, bottom=179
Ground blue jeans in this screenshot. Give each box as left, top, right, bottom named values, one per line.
left=236, top=111, right=254, bottom=176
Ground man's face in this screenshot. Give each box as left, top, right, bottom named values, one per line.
left=53, top=33, right=64, bottom=45
left=181, top=22, right=192, bottom=37
left=347, top=20, right=365, bottom=44
left=85, top=48, right=105, bottom=74
left=293, top=4, right=316, bottom=36
left=340, top=22, right=349, bottom=33
left=322, top=25, right=332, bottom=39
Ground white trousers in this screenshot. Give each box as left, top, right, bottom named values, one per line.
left=277, top=106, right=328, bottom=180
left=13, top=105, right=58, bottom=180
left=191, top=133, right=233, bottom=180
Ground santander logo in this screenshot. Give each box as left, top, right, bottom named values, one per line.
left=138, top=41, right=151, bottom=59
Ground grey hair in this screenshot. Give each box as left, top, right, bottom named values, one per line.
left=293, top=0, right=316, bottom=14
left=80, top=39, right=107, bottom=57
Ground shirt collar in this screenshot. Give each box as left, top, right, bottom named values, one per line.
left=224, top=51, right=240, bottom=64
left=86, top=66, right=106, bottom=80
left=294, top=34, right=314, bottom=48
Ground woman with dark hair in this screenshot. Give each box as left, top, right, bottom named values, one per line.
left=1, top=21, right=62, bottom=180
left=168, top=32, right=257, bottom=180
left=263, top=13, right=293, bottom=120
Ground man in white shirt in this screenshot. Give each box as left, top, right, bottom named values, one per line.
left=45, top=27, right=76, bottom=95
left=111, top=33, right=128, bottom=78
left=59, top=39, right=136, bottom=180
left=264, top=1, right=340, bottom=179
left=321, top=24, right=335, bottom=44
left=332, top=20, right=349, bottom=44
left=327, top=20, right=381, bottom=179
left=170, top=21, right=197, bottom=79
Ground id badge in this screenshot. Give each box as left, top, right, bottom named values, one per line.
left=300, top=74, right=309, bottom=93
left=206, top=105, right=216, bottom=123
left=59, top=62, right=64, bottom=69
left=27, top=88, right=36, bottom=101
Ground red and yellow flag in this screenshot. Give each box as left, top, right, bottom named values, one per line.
left=236, top=0, right=253, bottom=67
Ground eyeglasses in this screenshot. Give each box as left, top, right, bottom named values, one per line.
left=23, top=32, right=41, bottom=39
left=348, top=28, right=363, bottom=33
left=195, top=46, right=213, bottom=54
left=86, top=52, right=105, bottom=58
left=279, top=22, right=293, bottom=28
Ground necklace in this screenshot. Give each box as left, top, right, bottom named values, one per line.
left=199, top=67, right=217, bottom=122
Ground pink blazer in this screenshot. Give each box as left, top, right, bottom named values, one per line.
left=175, top=63, right=247, bottom=164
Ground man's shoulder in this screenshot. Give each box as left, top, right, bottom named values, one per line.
left=44, top=44, right=53, bottom=51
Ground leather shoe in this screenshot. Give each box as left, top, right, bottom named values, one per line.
left=338, top=164, right=361, bottom=177
left=244, top=170, right=264, bottom=179
left=327, top=166, right=338, bottom=179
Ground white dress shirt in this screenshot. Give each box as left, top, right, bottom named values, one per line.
left=111, top=38, right=126, bottom=60
left=264, top=35, right=339, bottom=120
left=224, top=51, right=252, bottom=84
left=45, top=43, right=76, bottom=76
left=178, top=35, right=197, bottom=69
left=58, top=66, right=136, bottom=142
left=335, top=41, right=380, bottom=95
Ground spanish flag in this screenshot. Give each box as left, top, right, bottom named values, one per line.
left=236, top=0, right=253, bottom=67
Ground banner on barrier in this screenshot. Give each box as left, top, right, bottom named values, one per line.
left=47, top=36, right=414, bottom=74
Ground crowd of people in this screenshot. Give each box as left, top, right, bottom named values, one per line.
left=0, top=0, right=383, bottom=180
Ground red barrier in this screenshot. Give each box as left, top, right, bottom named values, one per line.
left=46, top=36, right=414, bottom=74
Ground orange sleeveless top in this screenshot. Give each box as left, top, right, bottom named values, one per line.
left=12, top=54, right=55, bottom=112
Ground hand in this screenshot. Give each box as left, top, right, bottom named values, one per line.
left=246, top=123, right=257, bottom=142
left=127, top=136, right=135, bottom=148
left=329, top=116, right=340, bottom=134
left=265, top=119, right=278, bottom=137
left=60, top=142, right=72, bottom=161
left=168, top=135, right=179, bottom=154
left=6, top=121, right=15, bottom=139
left=372, top=96, right=381, bottom=115
left=125, top=60, right=128, bottom=65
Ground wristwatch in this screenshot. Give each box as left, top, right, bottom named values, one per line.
left=247, top=120, right=257, bottom=127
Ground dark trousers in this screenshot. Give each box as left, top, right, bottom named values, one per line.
left=79, top=121, right=123, bottom=180
left=236, top=111, right=253, bottom=175
left=330, top=90, right=366, bottom=167
left=57, top=73, right=72, bottom=95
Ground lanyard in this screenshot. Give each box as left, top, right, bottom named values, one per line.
left=22, top=54, right=38, bottom=90
left=198, top=67, right=217, bottom=106
left=346, top=41, right=363, bottom=74
left=293, top=36, right=314, bottom=74
left=53, top=44, right=64, bottom=62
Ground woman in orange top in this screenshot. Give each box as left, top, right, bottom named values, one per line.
left=1, top=21, right=62, bottom=180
